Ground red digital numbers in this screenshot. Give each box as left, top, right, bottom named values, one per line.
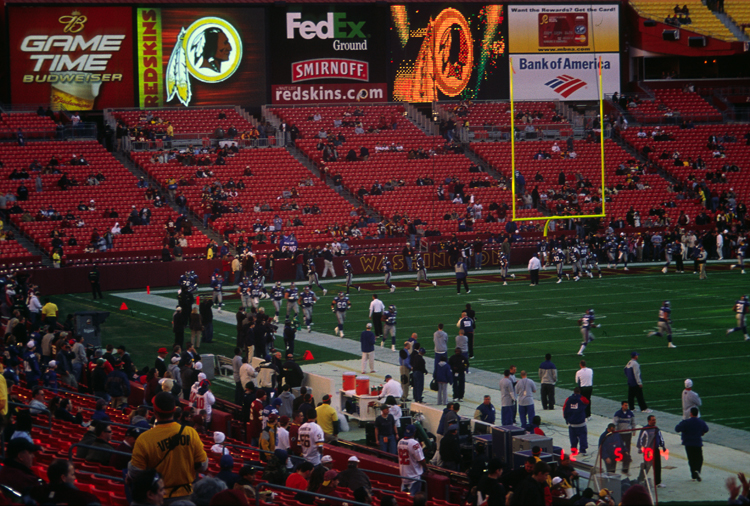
left=614, top=448, right=623, bottom=461
left=561, top=448, right=578, bottom=462
left=643, top=448, right=669, bottom=462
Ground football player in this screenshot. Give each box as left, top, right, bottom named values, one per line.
left=210, top=268, right=224, bottom=308
left=553, top=248, right=566, bottom=284
left=648, top=301, right=676, bottom=348
left=577, top=309, right=600, bottom=356
left=414, top=253, right=437, bottom=291
left=299, top=286, right=318, bottom=332
left=331, top=292, right=351, bottom=338
left=343, top=260, right=360, bottom=294
left=727, top=295, right=749, bottom=341
left=382, top=304, right=397, bottom=351
left=237, top=276, right=252, bottom=310
left=271, top=281, right=286, bottom=323
left=537, top=240, right=548, bottom=270
left=306, top=259, right=327, bottom=296
left=382, top=256, right=396, bottom=292
left=614, top=233, right=629, bottom=271
left=285, top=282, right=300, bottom=322
left=499, top=253, right=515, bottom=286
left=662, top=241, right=675, bottom=274
left=569, top=245, right=582, bottom=281
left=730, top=238, right=746, bottom=274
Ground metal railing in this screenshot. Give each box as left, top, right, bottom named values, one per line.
left=124, top=134, right=282, bottom=152
left=256, top=482, right=372, bottom=506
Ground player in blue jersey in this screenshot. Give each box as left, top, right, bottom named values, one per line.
left=249, top=280, right=264, bottom=310
left=661, top=242, right=675, bottom=274
left=381, top=304, right=397, bottom=350
left=285, top=282, right=300, bottom=322
left=498, top=253, right=515, bottom=286
left=537, top=240, right=549, bottom=270
left=210, top=269, right=224, bottom=308
left=730, top=239, right=746, bottom=274
left=414, top=254, right=437, bottom=291
left=577, top=309, right=600, bottom=356
left=237, top=276, right=252, bottom=310
left=331, top=292, right=351, bottom=338
left=648, top=301, right=676, bottom=348
left=252, top=263, right=268, bottom=299
left=569, top=246, right=582, bottom=281
left=179, top=270, right=198, bottom=294
left=382, top=256, right=396, bottom=292
left=343, top=260, right=360, bottom=294
left=299, top=286, right=318, bottom=332
left=306, top=259, right=327, bottom=296
left=553, top=248, right=566, bottom=284
left=614, top=234, right=630, bottom=271
left=727, top=295, right=749, bottom=341
left=271, top=281, right=286, bottom=323
left=606, top=237, right=617, bottom=268
left=584, top=249, right=602, bottom=278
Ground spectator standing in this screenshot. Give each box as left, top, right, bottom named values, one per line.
left=109, top=427, right=140, bottom=470
left=563, top=387, right=589, bottom=456
left=455, top=258, right=470, bottom=294
left=315, top=394, right=340, bottom=442
left=538, top=353, right=557, bottom=410
left=448, top=347, right=469, bottom=402
left=636, top=415, right=666, bottom=488
left=682, top=379, right=702, bottom=419
left=299, top=409, right=325, bottom=465
left=434, top=358, right=453, bottom=405
left=515, top=371, right=537, bottom=429
left=675, top=407, right=709, bottom=482
left=411, top=347, right=427, bottom=403
left=613, top=401, right=635, bottom=474
left=625, top=351, right=652, bottom=413
left=360, top=323, right=376, bottom=374
left=338, top=456, right=372, bottom=494
left=128, top=392, right=208, bottom=500
left=368, top=294, right=385, bottom=343
left=499, top=370, right=516, bottom=425
left=433, top=323, right=448, bottom=372
left=528, top=253, right=541, bottom=286
left=397, top=425, right=425, bottom=495
left=575, top=360, right=593, bottom=418
left=374, top=405, right=398, bottom=454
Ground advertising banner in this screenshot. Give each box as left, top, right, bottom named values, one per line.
left=389, top=4, right=508, bottom=102
left=510, top=52, right=620, bottom=100
left=136, top=7, right=266, bottom=108
left=8, top=6, right=134, bottom=110
left=270, top=6, right=388, bottom=104
left=508, top=4, right=619, bottom=53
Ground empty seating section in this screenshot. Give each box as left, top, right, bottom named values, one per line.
left=621, top=123, right=750, bottom=197
left=113, top=108, right=255, bottom=137
left=471, top=139, right=706, bottom=223
left=725, top=0, right=750, bottom=31
left=625, top=90, right=721, bottom=123
left=630, top=0, right=737, bottom=41
left=0, top=113, right=57, bottom=139
left=131, top=149, right=356, bottom=244
left=0, top=141, right=209, bottom=257
left=271, top=104, right=544, bottom=235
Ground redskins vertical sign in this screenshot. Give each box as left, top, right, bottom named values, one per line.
left=136, top=8, right=265, bottom=108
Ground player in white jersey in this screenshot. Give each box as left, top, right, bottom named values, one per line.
left=397, top=425, right=425, bottom=495
left=298, top=409, right=325, bottom=465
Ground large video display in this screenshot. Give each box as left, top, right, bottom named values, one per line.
left=270, top=5, right=388, bottom=104
left=8, top=6, right=135, bottom=110
left=136, top=7, right=266, bottom=108
left=508, top=3, right=619, bottom=53
left=389, top=4, right=508, bottom=102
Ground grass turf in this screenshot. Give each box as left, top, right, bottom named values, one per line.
left=56, top=263, right=748, bottom=431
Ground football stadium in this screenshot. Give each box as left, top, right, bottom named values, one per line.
left=0, top=0, right=749, bottom=504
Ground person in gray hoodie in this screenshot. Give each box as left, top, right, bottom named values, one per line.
left=682, top=379, right=702, bottom=419
left=278, top=384, right=296, bottom=418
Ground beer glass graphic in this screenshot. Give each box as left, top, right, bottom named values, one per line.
left=49, top=72, right=102, bottom=111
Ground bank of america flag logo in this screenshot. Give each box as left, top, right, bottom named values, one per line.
left=545, top=75, right=587, bottom=98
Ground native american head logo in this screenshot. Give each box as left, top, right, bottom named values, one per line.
left=165, top=17, right=242, bottom=106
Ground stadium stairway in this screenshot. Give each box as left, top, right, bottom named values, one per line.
left=1, top=218, right=52, bottom=267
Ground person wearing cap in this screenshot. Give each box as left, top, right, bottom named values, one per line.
left=375, top=404, right=398, bottom=454
left=598, top=423, right=625, bottom=473
left=216, top=454, right=241, bottom=490
left=0, top=438, right=43, bottom=493
left=211, top=431, right=230, bottom=455
left=338, top=455, right=372, bottom=494
left=360, top=322, right=376, bottom=374
left=30, top=459, right=99, bottom=505
left=106, top=357, right=131, bottom=408
left=397, top=424, right=425, bottom=495
left=675, top=407, right=709, bottom=482
left=129, top=392, right=208, bottom=499
left=411, top=347, right=427, bottom=403
left=85, top=422, right=115, bottom=465
left=440, top=423, right=461, bottom=471
left=563, top=387, right=589, bottom=457
left=317, top=469, right=342, bottom=498
left=110, top=427, right=141, bottom=470
left=155, top=347, right=168, bottom=377
left=23, top=340, right=41, bottom=389
left=299, top=409, right=325, bottom=465
left=260, top=414, right=279, bottom=455
left=316, top=394, right=340, bottom=442
left=625, top=351, right=652, bottom=413
left=378, top=374, right=403, bottom=403
left=247, top=390, right=266, bottom=446
left=168, top=355, right=182, bottom=389
left=193, top=378, right=216, bottom=423
left=682, top=379, right=702, bottom=419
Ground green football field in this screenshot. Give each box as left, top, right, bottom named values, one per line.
left=55, top=263, right=749, bottom=432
